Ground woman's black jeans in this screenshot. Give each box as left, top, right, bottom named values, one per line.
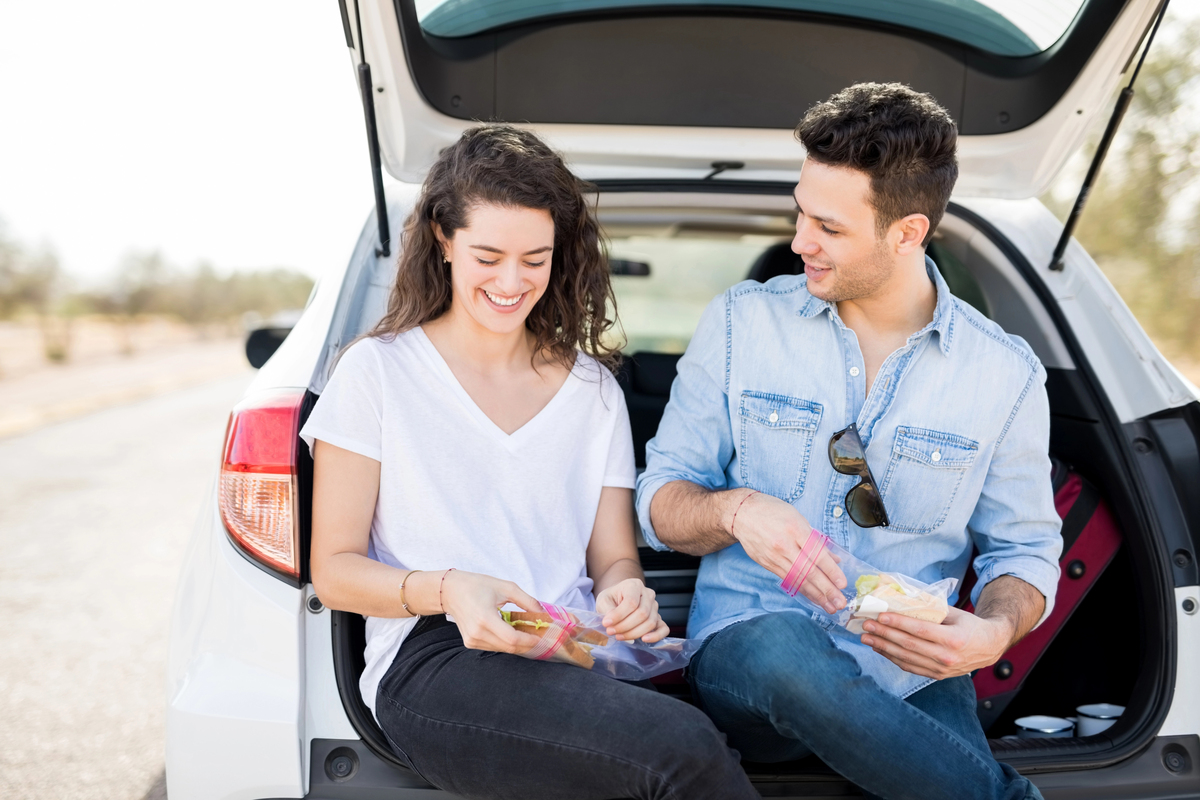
left=375, top=615, right=757, bottom=800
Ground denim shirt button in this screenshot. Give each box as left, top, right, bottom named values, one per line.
left=849, top=366, right=861, bottom=377
left=768, top=411, right=778, bottom=423
left=833, top=506, right=844, bottom=518
left=931, top=451, right=942, bottom=462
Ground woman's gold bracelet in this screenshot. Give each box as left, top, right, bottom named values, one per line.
left=399, top=570, right=422, bottom=615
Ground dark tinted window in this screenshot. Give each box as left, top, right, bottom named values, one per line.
left=417, top=0, right=1085, bottom=57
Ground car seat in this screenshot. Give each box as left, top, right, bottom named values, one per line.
left=616, top=352, right=685, bottom=468
left=746, top=241, right=802, bottom=283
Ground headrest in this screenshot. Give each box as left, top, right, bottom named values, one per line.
left=747, top=242, right=802, bottom=283
left=618, top=352, right=681, bottom=397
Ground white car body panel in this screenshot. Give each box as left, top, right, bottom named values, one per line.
left=1159, top=587, right=1200, bottom=737
left=304, top=591, right=359, bottom=747
left=166, top=496, right=305, bottom=800
left=353, top=0, right=1161, bottom=199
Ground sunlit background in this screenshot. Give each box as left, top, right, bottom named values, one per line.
left=0, top=2, right=1199, bottom=797
left=1, top=0, right=1198, bottom=387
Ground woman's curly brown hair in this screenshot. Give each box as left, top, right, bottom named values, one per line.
left=368, top=124, right=621, bottom=372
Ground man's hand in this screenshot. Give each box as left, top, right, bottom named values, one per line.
left=859, top=606, right=1013, bottom=680
left=731, top=491, right=848, bottom=614
left=859, top=574, right=1045, bottom=679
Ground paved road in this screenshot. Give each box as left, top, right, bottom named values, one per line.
left=0, top=371, right=254, bottom=800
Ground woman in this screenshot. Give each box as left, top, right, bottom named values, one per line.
left=302, top=125, right=756, bottom=800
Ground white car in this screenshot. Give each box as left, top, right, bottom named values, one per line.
left=166, top=0, right=1200, bottom=797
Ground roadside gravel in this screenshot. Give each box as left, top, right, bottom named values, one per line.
left=0, top=366, right=253, bottom=799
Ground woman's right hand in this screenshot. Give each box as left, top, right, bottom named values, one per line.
left=438, top=570, right=544, bottom=654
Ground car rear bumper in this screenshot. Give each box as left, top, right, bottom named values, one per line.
left=166, top=485, right=306, bottom=800
left=295, top=735, right=1200, bottom=800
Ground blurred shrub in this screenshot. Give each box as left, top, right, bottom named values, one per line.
left=0, top=224, right=314, bottom=365
left=83, top=251, right=315, bottom=325
left=0, top=223, right=62, bottom=320
left=0, top=231, right=314, bottom=327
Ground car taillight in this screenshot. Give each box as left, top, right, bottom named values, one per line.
left=218, top=389, right=305, bottom=582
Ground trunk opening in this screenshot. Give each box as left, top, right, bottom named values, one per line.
left=304, top=183, right=1176, bottom=790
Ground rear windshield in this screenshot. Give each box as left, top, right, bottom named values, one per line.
left=597, top=204, right=796, bottom=353
left=416, top=0, right=1086, bottom=57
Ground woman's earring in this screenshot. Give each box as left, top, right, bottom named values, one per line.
left=442, top=252, right=450, bottom=264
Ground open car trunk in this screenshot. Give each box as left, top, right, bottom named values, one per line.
left=302, top=183, right=1186, bottom=796
left=344, top=0, right=1163, bottom=197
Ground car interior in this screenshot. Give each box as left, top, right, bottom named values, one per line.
left=316, top=186, right=1163, bottom=786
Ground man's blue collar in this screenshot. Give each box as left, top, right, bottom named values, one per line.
left=796, top=254, right=954, bottom=356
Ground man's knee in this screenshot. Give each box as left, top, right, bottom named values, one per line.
left=693, top=613, right=860, bottom=716
left=698, top=614, right=848, bottom=682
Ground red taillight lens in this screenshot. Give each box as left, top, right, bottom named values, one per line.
left=218, top=389, right=305, bottom=581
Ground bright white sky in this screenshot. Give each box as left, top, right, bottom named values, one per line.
left=0, top=1, right=372, bottom=283
left=1, top=0, right=1197, bottom=284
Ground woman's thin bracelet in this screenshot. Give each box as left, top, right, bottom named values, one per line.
left=439, top=568, right=456, bottom=613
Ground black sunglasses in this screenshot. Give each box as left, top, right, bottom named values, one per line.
left=828, top=423, right=890, bottom=529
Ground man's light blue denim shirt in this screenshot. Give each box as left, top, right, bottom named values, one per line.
left=636, top=259, right=1063, bottom=699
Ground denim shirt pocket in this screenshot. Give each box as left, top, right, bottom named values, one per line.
left=879, top=427, right=979, bottom=534
left=738, top=392, right=823, bottom=502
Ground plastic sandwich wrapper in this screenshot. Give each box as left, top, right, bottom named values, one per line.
left=780, top=530, right=958, bottom=632
left=501, top=603, right=699, bottom=680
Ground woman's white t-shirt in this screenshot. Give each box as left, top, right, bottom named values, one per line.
left=300, top=327, right=636, bottom=716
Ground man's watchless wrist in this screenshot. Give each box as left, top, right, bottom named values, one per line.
left=723, top=488, right=758, bottom=540
left=979, top=611, right=1020, bottom=653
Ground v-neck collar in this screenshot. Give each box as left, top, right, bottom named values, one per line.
left=413, top=326, right=581, bottom=450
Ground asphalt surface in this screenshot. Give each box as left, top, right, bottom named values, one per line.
left=0, top=371, right=255, bottom=799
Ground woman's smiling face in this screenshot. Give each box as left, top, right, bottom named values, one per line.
left=437, top=203, right=555, bottom=336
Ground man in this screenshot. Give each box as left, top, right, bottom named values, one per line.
left=636, top=83, right=1061, bottom=800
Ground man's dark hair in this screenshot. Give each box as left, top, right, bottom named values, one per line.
left=795, top=83, right=958, bottom=246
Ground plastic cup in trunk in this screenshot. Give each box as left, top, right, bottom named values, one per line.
left=1015, top=716, right=1075, bottom=738
left=1075, top=704, right=1124, bottom=736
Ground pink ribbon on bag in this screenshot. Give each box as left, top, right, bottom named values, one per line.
left=524, top=602, right=575, bottom=661
left=780, top=530, right=829, bottom=597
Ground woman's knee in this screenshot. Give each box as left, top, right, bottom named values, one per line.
left=637, top=702, right=749, bottom=791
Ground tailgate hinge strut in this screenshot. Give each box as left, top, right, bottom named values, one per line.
left=1049, top=0, right=1169, bottom=271
left=351, top=0, right=392, bottom=258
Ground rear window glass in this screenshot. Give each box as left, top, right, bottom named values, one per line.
left=600, top=226, right=788, bottom=353
left=416, top=0, right=1086, bottom=57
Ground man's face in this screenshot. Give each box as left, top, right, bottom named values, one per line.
left=791, top=160, right=893, bottom=304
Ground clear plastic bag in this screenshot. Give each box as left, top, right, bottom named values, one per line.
left=779, top=531, right=958, bottom=633
left=501, top=603, right=699, bottom=680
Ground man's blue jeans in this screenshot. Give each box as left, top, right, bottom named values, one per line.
left=687, top=612, right=1043, bottom=800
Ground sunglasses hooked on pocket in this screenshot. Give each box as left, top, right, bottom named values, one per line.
left=828, top=423, right=890, bottom=529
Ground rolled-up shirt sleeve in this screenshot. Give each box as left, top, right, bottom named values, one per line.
left=968, top=362, right=1063, bottom=627
left=636, top=293, right=735, bottom=551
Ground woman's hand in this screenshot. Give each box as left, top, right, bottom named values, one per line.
left=595, top=578, right=670, bottom=643
left=439, top=570, right=544, bottom=654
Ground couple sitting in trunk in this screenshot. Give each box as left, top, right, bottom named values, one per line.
left=305, top=82, right=1061, bottom=800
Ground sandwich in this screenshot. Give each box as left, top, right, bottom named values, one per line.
left=846, top=573, right=948, bottom=634
left=501, top=610, right=609, bottom=669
